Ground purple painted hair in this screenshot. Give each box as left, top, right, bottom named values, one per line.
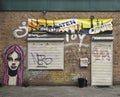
left=4, top=45, right=24, bottom=86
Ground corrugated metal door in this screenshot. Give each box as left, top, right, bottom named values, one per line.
left=91, top=41, right=113, bottom=86
left=28, top=41, right=64, bottom=70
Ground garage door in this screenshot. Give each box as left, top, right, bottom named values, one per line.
left=91, top=41, right=113, bottom=86
left=28, top=38, right=64, bottom=70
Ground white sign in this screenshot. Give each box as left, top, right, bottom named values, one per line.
left=80, top=58, right=89, bottom=67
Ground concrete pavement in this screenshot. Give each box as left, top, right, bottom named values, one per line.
left=0, top=86, right=120, bottom=97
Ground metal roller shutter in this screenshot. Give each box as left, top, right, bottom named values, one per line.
left=91, top=41, right=113, bottom=86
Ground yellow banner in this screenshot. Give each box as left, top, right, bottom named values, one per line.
left=28, top=18, right=113, bottom=34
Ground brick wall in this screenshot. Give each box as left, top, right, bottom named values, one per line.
left=0, top=12, right=120, bottom=85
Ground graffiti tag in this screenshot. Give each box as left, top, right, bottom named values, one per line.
left=93, top=46, right=110, bottom=62
left=13, top=21, right=28, bottom=38
left=31, top=53, right=53, bottom=66
left=66, top=34, right=86, bottom=51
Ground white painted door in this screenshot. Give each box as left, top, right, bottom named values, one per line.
left=91, top=41, right=113, bottom=86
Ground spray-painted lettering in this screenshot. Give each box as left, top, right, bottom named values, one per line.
left=13, top=22, right=28, bottom=38
left=31, top=53, right=53, bottom=66
left=66, top=34, right=86, bottom=51
left=93, top=46, right=110, bottom=62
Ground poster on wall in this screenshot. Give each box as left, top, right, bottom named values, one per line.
left=28, top=18, right=113, bottom=38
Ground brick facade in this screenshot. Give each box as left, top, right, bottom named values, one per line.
left=0, top=12, right=120, bottom=85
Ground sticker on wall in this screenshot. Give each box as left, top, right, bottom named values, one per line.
left=80, top=58, right=89, bottom=67
left=4, top=45, right=24, bottom=86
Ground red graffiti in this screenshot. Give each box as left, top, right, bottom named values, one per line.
left=93, top=46, right=110, bottom=62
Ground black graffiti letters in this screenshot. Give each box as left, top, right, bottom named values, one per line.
left=36, top=54, right=53, bottom=65
left=31, top=53, right=53, bottom=66
left=56, top=19, right=77, bottom=28
left=89, top=22, right=112, bottom=34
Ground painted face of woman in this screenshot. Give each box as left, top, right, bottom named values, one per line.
left=7, top=51, right=20, bottom=70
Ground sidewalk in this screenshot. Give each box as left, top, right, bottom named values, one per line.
left=0, top=86, right=120, bottom=97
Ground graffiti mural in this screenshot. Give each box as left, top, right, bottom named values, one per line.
left=13, top=18, right=113, bottom=52
left=28, top=18, right=113, bottom=51
left=4, top=45, right=24, bottom=86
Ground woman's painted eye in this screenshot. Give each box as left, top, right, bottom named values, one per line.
left=15, top=57, right=21, bottom=61
left=7, top=57, right=13, bottom=61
